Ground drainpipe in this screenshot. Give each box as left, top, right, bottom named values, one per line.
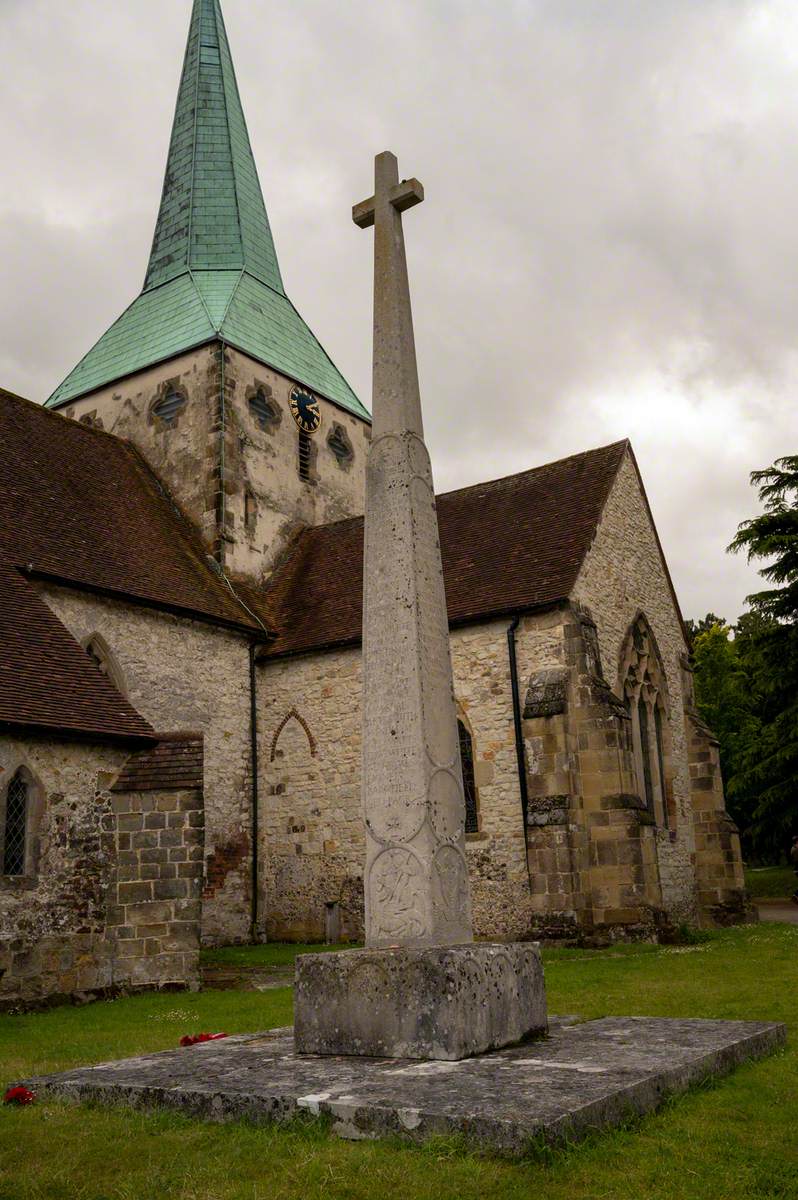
left=507, top=615, right=529, bottom=830
left=249, top=643, right=260, bottom=941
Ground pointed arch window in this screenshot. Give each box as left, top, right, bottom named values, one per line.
left=621, top=615, right=673, bottom=829
left=2, top=772, right=28, bottom=876
left=458, top=719, right=479, bottom=834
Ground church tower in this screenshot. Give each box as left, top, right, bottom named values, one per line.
left=46, top=0, right=370, bottom=579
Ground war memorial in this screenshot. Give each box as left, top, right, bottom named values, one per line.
left=21, top=150, right=784, bottom=1152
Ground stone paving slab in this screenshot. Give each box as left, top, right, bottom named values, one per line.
left=26, top=1017, right=785, bottom=1155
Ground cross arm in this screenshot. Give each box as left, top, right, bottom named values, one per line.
left=352, top=178, right=425, bottom=229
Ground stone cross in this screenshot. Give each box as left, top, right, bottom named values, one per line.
left=353, top=151, right=474, bottom=949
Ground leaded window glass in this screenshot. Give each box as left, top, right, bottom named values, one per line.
left=3, top=773, right=27, bottom=876
left=654, top=705, right=668, bottom=828
left=637, top=695, right=654, bottom=815
left=458, top=719, right=479, bottom=834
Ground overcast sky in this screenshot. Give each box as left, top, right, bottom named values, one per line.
left=1, top=0, right=796, bottom=623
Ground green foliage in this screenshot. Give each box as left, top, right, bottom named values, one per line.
left=1, top=928, right=796, bottom=1200
left=690, top=456, right=798, bottom=861
left=727, top=456, right=798, bottom=859
left=729, top=455, right=798, bottom=622
left=744, top=865, right=797, bottom=899
left=684, top=612, right=726, bottom=648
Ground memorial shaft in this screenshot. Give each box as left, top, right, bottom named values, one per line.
left=354, top=151, right=474, bottom=949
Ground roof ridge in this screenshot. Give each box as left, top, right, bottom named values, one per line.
left=437, top=439, right=630, bottom=501
left=265, top=439, right=632, bottom=546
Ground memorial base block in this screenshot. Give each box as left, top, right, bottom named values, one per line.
left=293, top=943, right=547, bottom=1061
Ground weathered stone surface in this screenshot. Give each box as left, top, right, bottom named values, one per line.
left=26, top=1017, right=785, bottom=1155
left=0, top=733, right=204, bottom=1009
left=357, top=152, right=472, bottom=951
left=294, top=943, right=546, bottom=1060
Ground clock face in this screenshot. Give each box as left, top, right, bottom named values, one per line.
left=289, top=385, right=321, bottom=434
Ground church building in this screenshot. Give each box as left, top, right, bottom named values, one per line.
left=0, top=0, right=749, bottom=1008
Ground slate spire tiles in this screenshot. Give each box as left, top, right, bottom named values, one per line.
left=46, top=0, right=367, bottom=421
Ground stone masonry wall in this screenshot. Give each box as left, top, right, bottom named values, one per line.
left=61, top=344, right=370, bottom=581
left=572, top=448, right=700, bottom=925
left=38, top=585, right=253, bottom=946
left=0, top=735, right=203, bottom=1008
left=258, top=617, right=543, bottom=943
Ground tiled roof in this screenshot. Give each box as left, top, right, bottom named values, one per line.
left=261, top=441, right=629, bottom=657
left=0, top=562, right=155, bottom=742
left=0, top=388, right=267, bottom=633
left=112, top=735, right=204, bottom=792
left=46, top=0, right=367, bottom=421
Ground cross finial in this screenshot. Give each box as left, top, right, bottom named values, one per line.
left=353, top=150, right=424, bottom=230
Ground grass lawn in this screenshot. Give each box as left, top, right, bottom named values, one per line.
left=1, top=925, right=796, bottom=1200
left=745, top=865, right=796, bottom=900
left=199, top=941, right=356, bottom=968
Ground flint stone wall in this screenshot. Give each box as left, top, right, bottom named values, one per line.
left=37, top=584, right=253, bottom=946
left=0, top=735, right=203, bottom=1008
left=259, top=616, right=562, bottom=944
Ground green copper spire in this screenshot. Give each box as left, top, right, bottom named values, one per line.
left=145, top=0, right=283, bottom=293
left=47, top=0, right=367, bottom=421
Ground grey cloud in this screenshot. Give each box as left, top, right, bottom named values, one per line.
left=1, top=0, right=795, bottom=622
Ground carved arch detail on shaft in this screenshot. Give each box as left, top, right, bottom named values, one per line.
left=270, top=708, right=317, bottom=761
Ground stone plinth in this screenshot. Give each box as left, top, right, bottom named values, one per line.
left=293, top=943, right=547, bottom=1060
left=26, top=1018, right=786, bottom=1155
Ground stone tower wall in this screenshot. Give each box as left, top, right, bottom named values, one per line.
left=60, top=344, right=369, bottom=580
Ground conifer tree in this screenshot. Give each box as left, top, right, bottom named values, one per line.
left=728, top=456, right=798, bottom=858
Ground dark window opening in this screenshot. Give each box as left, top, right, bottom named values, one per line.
left=152, top=389, right=186, bottom=425
left=244, top=488, right=257, bottom=531
left=458, top=719, right=479, bottom=834
left=86, top=639, right=109, bottom=677
left=654, top=705, right=668, bottom=828
left=249, top=388, right=278, bottom=430
left=298, top=431, right=312, bottom=481
left=328, top=424, right=354, bottom=467
left=637, top=695, right=654, bottom=814
left=3, top=772, right=27, bottom=876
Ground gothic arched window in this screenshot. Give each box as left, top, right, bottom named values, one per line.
left=2, top=771, right=29, bottom=876
left=620, top=615, right=673, bottom=828
left=458, top=718, right=479, bottom=834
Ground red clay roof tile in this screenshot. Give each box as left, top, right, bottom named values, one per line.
left=112, top=734, right=204, bottom=792
left=261, top=441, right=628, bottom=657
left=0, top=388, right=267, bottom=632
left=0, top=562, right=155, bottom=742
